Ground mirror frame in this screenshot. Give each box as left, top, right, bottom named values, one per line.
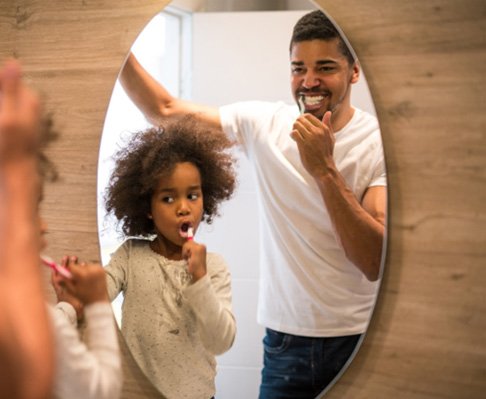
left=1, top=1, right=484, bottom=398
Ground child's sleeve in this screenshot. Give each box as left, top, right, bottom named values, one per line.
left=183, top=253, right=236, bottom=355
left=49, top=303, right=122, bottom=399
left=53, top=302, right=78, bottom=326
left=104, top=240, right=130, bottom=302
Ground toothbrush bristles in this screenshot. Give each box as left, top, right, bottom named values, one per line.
left=298, top=95, right=305, bottom=115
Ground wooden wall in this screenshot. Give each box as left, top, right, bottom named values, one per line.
left=0, top=0, right=484, bottom=398
left=320, top=1, right=486, bottom=398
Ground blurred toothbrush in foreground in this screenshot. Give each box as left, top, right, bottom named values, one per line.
left=41, top=255, right=72, bottom=279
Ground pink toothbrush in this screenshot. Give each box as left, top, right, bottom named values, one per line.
left=180, top=223, right=194, bottom=240
left=41, top=255, right=73, bottom=279
left=187, top=226, right=194, bottom=240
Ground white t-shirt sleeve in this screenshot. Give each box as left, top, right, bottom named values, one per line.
left=369, top=155, right=387, bottom=187
left=220, top=101, right=294, bottom=152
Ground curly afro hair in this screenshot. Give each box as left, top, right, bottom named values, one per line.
left=290, top=10, right=355, bottom=65
left=104, top=115, right=237, bottom=238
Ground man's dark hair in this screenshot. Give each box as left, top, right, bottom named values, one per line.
left=290, top=10, right=355, bottom=65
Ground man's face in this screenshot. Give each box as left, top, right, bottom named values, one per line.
left=290, top=38, right=359, bottom=120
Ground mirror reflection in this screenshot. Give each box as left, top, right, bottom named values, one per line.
left=97, top=2, right=387, bottom=398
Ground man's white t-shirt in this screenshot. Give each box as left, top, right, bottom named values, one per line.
left=220, top=101, right=386, bottom=337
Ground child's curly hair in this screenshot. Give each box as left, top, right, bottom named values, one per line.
left=105, top=115, right=237, bottom=237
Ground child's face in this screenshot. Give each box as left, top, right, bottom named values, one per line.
left=149, top=162, right=204, bottom=249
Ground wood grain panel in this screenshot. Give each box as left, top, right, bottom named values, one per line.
left=1, top=0, right=484, bottom=398
left=320, top=1, right=486, bottom=398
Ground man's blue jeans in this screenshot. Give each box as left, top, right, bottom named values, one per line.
left=259, top=328, right=361, bottom=399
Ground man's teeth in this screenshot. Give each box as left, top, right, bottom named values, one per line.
left=304, top=95, right=325, bottom=106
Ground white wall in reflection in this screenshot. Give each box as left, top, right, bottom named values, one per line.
left=98, top=9, right=376, bottom=399
left=97, top=7, right=190, bottom=327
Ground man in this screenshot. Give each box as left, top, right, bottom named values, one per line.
left=120, top=10, right=386, bottom=399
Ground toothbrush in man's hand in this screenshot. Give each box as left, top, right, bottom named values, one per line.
left=41, top=255, right=73, bottom=279
left=298, top=95, right=305, bottom=115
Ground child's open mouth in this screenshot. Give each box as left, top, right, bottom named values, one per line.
left=179, top=222, right=194, bottom=239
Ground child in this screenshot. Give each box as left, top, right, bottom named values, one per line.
left=30, top=65, right=122, bottom=399
left=0, top=58, right=122, bottom=399
left=37, top=135, right=122, bottom=399
left=47, top=255, right=123, bottom=399
left=47, top=256, right=122, bottom=399
left=103, top=115, right=237, bottom=399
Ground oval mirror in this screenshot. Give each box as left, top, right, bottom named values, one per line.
left=97, top=2, right=387, bottom=398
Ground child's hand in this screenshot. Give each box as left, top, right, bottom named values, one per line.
left=60, top=256, right=109, bottom=305
left=182, top=240, right=207, bottom=283
left=51, top=266, right=84, bottom=322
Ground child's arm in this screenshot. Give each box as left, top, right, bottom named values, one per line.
left=48, top=302, right=122, bottom=399
left=0, top=59, right=54, bottom=399
left=51, top=257, right=122, bottom=399
left=103, top=242, right=131, bottom=302
left=184, top=253, right=236, bottom=355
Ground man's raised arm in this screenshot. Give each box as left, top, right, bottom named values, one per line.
left=120, top=52, right=221, bottom=128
